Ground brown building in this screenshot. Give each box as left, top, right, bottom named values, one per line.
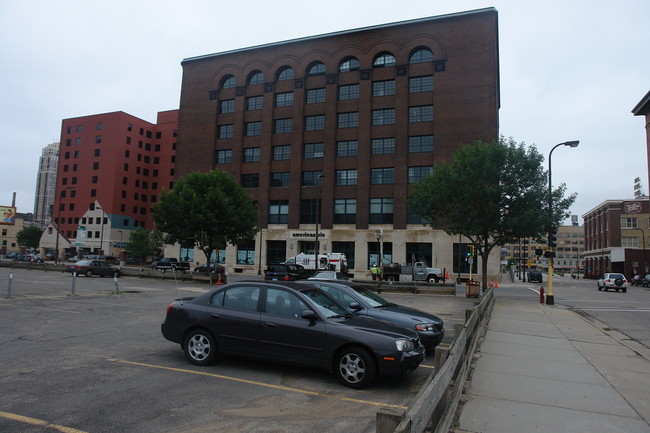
left=174, top=8, right=500, bottom=276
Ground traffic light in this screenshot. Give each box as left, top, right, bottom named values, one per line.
left=549, top=231, right=558, bottom=249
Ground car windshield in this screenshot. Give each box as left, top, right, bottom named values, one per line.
left=350, top=285, right=393, bottom=308
left=301, top=288, right=352, bottom=319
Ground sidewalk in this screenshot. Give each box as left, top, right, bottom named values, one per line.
left=456, top=294, right=650, bottom=433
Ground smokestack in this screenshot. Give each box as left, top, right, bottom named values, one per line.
left=12, top=192, right=16, bottom=207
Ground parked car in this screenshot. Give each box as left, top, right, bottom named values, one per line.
left=151, top=257, right=191, bottom=272
left=308, top=270, right=351, bottom=281
left=643, top=275, right=650, bottom=288
left=65, top=260, right=121, bottom=278
left=161, top=281, right=425, bottom=389
left=14, top=254, right=43, bottom=263
left=597, top=273, right=628, bottom=292
left=528, top=270, right=543, bottom=283
left=193, top=263, right=225, bottom=274
left=299, top=280, right=444, bottom=350
left=263, top=263, right=310, bottom=281
left=631, top=275, right=644, bottom=286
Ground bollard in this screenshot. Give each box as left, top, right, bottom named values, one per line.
left=114, top=275, right=119, bottom=293
left=72, top=272, right=77, bottom=296
left=539, top=286, right=545, bottom=304
left=7, top=272, right=13, bottom=299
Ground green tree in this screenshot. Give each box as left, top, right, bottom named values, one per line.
left=152, top=170, right=258, bottom=271
left=17, top=225, right=44, bottom=249
left=127, top=227, right=157, bottom=262
left=409, top=137, right=576, bottom=289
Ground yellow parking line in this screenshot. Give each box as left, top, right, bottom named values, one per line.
left=109, top=359, right=407, bottom=410
left=0, top=410, right=88, bottom=433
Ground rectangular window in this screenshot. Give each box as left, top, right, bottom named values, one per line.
left=306, top=88, right=326, bottom=104
left=236, top=240, right=256, bottom=265
left=269, top=200, right=289, bottom=224
left=336, top=140, right=358, bottom=157
left=270, top=172, right=290, bottom=187
left=218, top=124, right=233, bottom=139
left=621, top=217, right=638, bottom=228
left=95, top=135, right=102, bottom=143
left=369, top=198, right=394, bottom=224
left=371, top=138, right=395, bottom=154
left=337, top=112, right=359, bottom=128
left=338, top=84, right=359, bottom=100
left=408, top=166, right=433, bottom=183
left=302, top=171, right=324, bottom=186
left=216, top=149, right=232, bottom=164
left=408, top=135, right=434, bottom=152
left=305, top=115, right=325, bottom=131
left=275, top=92, right=294, bottom=107
left=372, top=80, right=396, bottom=96
left=371, top=168, right=394, bottom=184
left=409, top=75, right=434, bottom=93
left=243, top=147, right=261, bottom=162
left=241, top=174, right=259, bottom=188
left=372, top=108, right=395, bottom=125
left=247, top=96, right=264, bottom=110
left=220, top=99, right=235, bottom=114
left=336, top=169, right=357, bottom=186
left=621, top=237, right=639, bottom=248
left=300, top=199, right=320, bottom=224
left=245, top=121, right=262, bottom=136
left=274, top=118, right=292, bottom=134
left=273, top=145, right=291, bottom=160
left=304, top=143, right=324, bottom=159
left=409, top=105, right=434, bottom=122
left=334, top=199, right=356, bottom=224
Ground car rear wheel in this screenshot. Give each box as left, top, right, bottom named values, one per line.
left=184, top=329, right=217, bottom=366
left=335, top=346, right=376, bottom=389
left=85, top=270, right=93, bottom=277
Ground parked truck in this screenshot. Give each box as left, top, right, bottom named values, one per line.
left=284, top=252, right=348, bottom=273
left=150, top=257, right=191, bottom=272
left=381, top=262, right=444, bottom=283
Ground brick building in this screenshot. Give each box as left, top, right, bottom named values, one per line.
left=174, top=8, right=501, bottom=277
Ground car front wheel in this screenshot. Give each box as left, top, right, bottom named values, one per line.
left=335, top=346, right=377, bottom=389
left=184, top=329, right=217, bottom=366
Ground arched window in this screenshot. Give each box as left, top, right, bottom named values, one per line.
left=277, top=66, right=295, bottom=81
left=307, top=62, right=326, bottom=76
left=221, top=75, right=236, bottom=89
left=339, top=57, right=360, bottom=72
left=409, top=48, right=433, bottom=64
left=373, top=52, right=396, bottom=67
left=247, top=70, right=264, bottom=85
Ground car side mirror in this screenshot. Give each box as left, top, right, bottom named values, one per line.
left=301, top=310, right=317, bottom=321
left=349, top=302, right=363, bottom=311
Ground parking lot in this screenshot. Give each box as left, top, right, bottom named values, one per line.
left=0, top=267, right=479, bottom=433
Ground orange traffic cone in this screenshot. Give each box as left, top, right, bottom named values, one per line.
left=495, top=280, right=499, bottom=288
left=445, top=271, right=449, bottom=279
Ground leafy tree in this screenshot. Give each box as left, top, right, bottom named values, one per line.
left=127, top=227, right=157, bottom=262
left=17, top=225, right=44, bottom=249
left=409, top=137, right=576, bottom=289
left=152, top=170, right=258, bottom=272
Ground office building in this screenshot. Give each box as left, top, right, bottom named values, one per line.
left=33, top=142, right=59, bottom=228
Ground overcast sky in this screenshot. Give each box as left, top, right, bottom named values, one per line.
left=1, top=0, right=648, bottom=224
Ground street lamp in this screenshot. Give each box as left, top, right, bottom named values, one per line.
left=54, top=186, right=74, bottom=265
left=314, top=174, right=325, bottom=270
left=547, top=140, right=579, bottom=305
left=253, top=201, right=264, bottom=275
left=96, top=204, right=106, bottom=255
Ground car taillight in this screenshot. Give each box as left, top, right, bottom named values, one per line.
left=166, top=302, right=175, bottom=315
left=284, top=275, right=290, bottom=281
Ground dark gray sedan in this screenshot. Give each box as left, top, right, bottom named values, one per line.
left=64, top=260, right=121, bottom=278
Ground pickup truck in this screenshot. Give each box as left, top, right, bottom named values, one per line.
left=381, top=262, right=444, bottom=283
left=150, top=258, right=191, bottom=272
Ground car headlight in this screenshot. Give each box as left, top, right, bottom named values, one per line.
left=395, top=339, right=415, bottom=352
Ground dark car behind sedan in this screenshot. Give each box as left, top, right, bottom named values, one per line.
left=263, top=263, right=311, bottom=281
left=528, top=270, right=543, bottom=283
left=65, top=260, right=121, bottom=277
left=301, top=280, right=444, bottom=350
left=161, top=281, right=425, bottom=389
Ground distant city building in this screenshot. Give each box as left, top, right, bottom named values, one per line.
left=33, top=142, right=59, bottom=228
left=632, top=90, right=650, bottom=191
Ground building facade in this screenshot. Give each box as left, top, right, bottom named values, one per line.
left=174, top=8, right=501, bottom=278
left=52, top=110, right=178, bottom=259
left=632, top=90, right=650, bottom=191
left=33, top=142, right=60, bottom=228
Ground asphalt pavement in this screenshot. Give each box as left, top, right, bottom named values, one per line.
left=456, top=280, right=650, bottom=433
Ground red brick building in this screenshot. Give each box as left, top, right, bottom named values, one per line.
left=53, top=110, right=178, bottom=257
left=175, top=8, right=501, bottom=276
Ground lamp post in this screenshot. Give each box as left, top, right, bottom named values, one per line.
left=253, top=201, right=264, bottom=275
left=314, top=174, right=325, bottom=270
left=547, top=140, right=579, bottom=305
left=54, top=187, right=74, bottom=265
left=96, top=204, right=106, bottom=255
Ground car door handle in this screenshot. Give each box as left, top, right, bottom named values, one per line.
left=210, top=313, right=220, bottom=318
left=264, top=322, right=276, bottom=327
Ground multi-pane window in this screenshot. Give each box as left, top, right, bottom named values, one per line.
left=241, top=174, right=259, bottom=188
left=374, top=53, right=396, bottom=67
left=408, top=135, right=434, bottom=152
left=338, top=84, right=359, bottom=100
left=269, top=200, right=289, bottom=224
left=306, top=88, right=326, bottom=104
left=409, top=76, right=434, bottom=93
left=408, top=166, right=433, bottom=183
left=337, top=140, right=358, bottom=157
left=222, top=75, right=236, bottom=89
left=338, top=112, right=359, bottom=128
left=622, top=237, right=639, bottom=248
left=621, top=217, right=638, bottom=228
left=270, top=172, right=290, bottom=187
left=277, top=67, right=295, bottom=81
left=410, top=48, right=434, bottom=63
left=371, top=168, right=394, bottom=184
left=372, top=108, right=395, bottom=125
left=218, top=124, right=233, bottom=139
left=305, top=115, right=325, bottom=131
left=245, top=121, right=262, bottom=136
left=334, top=199, right=356, bottom=224
left=409, top=105, right=434, bottom=122
left=216, top=149, right=232, bottom=164
left=275, top=92, right=294, bottom=107
left=372, top=80, right=396, bottom=96
left=370, top=198, right=394, bottom=224
left=336, top=170, right=358, bottom=186
left=248, top=71, right=264, bottom=85
left=302, top=171, right=324, bottom=186
left=339, top=57, right=360, bottom=72
left=220, top=99, right=235, bottom=113
left=308, top=62, right=326, bottom=76
left=236, top=240, right=256, bottom=265
left=304, top=142, right=324, bottom=159
left=300, top=199, right=320, bottom=224
left=273, top=145, right=291, bottom=160
left=274, top=118, right=292, bottom=134
left=247, top=96, right=264, bottom=110
left=243, top=147, right=261, bottom=162
left=371, top=138, right=395, bottom=154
